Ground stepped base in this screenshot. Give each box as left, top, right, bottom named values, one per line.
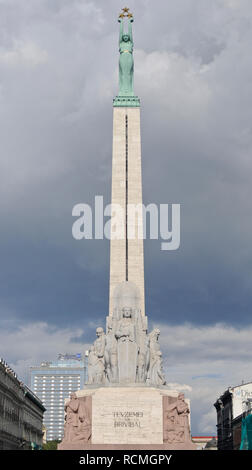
left=58, top=443, right=196, bottom=450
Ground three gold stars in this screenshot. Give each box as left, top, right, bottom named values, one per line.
left=119, top=7, right=133, bottom=19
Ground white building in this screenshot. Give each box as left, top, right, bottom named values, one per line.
left=30, top=354, right=86, bottom=441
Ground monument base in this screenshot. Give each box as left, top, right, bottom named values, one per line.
left=58, top=386, right=197, bottom=451
left=58, top=443, right=196, bottom=450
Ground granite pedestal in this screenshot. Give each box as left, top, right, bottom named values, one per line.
left=58, top=386, right=196, bottom=450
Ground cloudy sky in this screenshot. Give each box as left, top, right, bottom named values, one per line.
left=0, top=0, right=252, bottom=435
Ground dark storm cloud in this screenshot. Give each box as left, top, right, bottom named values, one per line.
left=0, top=0, right=251, bottom=329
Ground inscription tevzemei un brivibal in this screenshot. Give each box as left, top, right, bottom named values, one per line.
left=113, top=411, right=143, bottom=428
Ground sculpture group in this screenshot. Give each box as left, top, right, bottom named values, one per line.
left=87, top=282, right=166, bottom=386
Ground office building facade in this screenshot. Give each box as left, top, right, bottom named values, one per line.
left=30, top=354, right=87, bottom=441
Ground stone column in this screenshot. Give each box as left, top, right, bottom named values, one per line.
left=109, top=106, right=145, bottom=317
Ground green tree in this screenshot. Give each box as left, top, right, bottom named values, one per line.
left=42, top=440, right=61, bottom=450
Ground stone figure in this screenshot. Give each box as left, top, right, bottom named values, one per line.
left=115, top=306, right=138, bottom=383
left=148, top=328, right=166, bottom=385
left=137, top=326, right=150, bottom=383
left=115, top=307, right=137, bottom=343
left=63, top=394, right=91, bottom=443
left=118, top=16, right=134, bottom=96
left=163, top=394, right=191, bottom=444
left=63, top=392, right=80, bottom=442
left=104, top=319, right=118, bottom=383
left=86, top=345, right=105, bottom=385
left=94, top=327, right=106, bottom=358
left=92, top=327, right=106, bottom=383
left=73, top=396, right=91, bottom=443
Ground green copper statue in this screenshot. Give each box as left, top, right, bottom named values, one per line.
left=113, top=8, right=140, bottom=107
left=118, top=15, right=134, bottom=96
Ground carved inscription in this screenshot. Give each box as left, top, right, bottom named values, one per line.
left=113, top=411, right=144, bottom=428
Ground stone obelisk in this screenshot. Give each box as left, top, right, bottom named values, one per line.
left=109, top=11, right=145, bottom=317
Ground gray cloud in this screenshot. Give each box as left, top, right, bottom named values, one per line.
left=157, top=321, right=252, bottom=433
left=2, top=320, right=252, bottom=434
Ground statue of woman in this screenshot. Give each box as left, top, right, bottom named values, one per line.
left=115, top=307, right=138, bottom=383
left=115, top=307, right=137, bottom=343
left=118, top=17, right=134, bottom=96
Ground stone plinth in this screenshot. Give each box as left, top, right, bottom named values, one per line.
left=92, top=387, right=163, bottom=445
left=58, top=386, right=196, bottom=450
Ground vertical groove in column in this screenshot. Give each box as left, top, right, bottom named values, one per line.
left=125, top=113, right=128, bottom=282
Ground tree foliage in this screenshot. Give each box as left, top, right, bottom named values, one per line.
left=42, top=440, right=61, bottom=450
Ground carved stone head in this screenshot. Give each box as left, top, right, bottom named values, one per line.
left=107, top=318, right=113, bottom=332
left=96, top=327, right=104, bottom=338
left=122, top=307, right=133, bottom=319
left=113, top=281, right=140, bottom=320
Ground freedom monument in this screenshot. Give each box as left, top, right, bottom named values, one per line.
left=59, top=8, right=196, bottom=450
